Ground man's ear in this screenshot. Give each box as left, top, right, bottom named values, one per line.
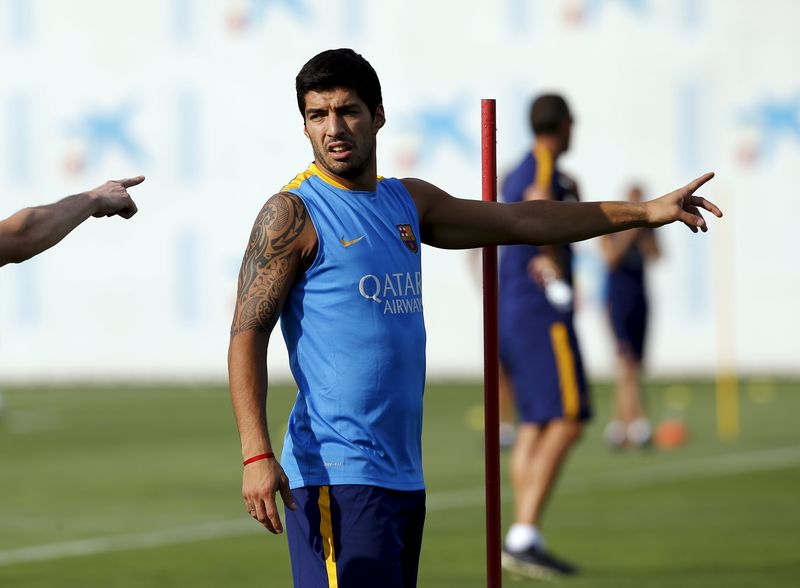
left=303, top=124, right=310, bottom=139
left=373, top=105, right=386, bottom=131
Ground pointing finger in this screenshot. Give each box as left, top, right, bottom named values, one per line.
left=118, top=175, right=145, bottom=188
left=684, top=172, right=715, bottom=195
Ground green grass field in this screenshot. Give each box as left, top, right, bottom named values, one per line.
left=1, top=379, right=798, bottom=587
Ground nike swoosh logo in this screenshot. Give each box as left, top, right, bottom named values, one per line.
left=340, top=235, right=366, bottom=247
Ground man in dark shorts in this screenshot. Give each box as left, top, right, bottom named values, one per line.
left=227, top=50, right=721, bottom=587
left=499, top=94, right=589, bottom=579
left=602, top=185, right=661, bottom=448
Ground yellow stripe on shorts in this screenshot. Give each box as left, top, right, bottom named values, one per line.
left=318, top=486, right=339, bottom=588
left=550, top=322, right=580, bottom=419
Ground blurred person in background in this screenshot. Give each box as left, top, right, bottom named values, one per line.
left=0, top=176, right=143, bottom=267
left=601, top=184, right=661, bottom=448
left=227, top=49, right=721, bottom=588
left=498, top=363, right=517, bottom=448
left=498, top=93, right=589, bottom=578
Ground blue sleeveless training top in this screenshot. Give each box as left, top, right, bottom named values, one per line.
left=278, top=163, right=427, bottom=491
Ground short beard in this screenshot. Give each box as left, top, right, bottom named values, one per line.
left=331, top=155, right=370, bottom=180
left=312, top=139, right=373, bottom=181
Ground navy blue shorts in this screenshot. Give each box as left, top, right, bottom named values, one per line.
left=608, top=294, right=648, bottom=362
left=285, top=485, right=426, bottom=588
left=499, top=315, right=591, bottom=425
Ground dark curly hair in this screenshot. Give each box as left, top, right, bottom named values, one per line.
left=296, top=48, right=383, bottom=118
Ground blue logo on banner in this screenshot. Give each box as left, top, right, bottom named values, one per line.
left=740, top=95, right=800, bottom=161
left=228, top=0, right=309, bottom=31
left=506, top=0, right=536, bottom=35
left=177, top=90, right=200, bottom=180
left=7, top=94, right=32, bottom=182
left=344, top=0, right=364, bottom=36
left=678, top=80, right=702, bottom=171
left=172, top=0, right=196, bottom=42
left=572, top=0, right=649, bottom=21
left=13, top=261, right=41, bottom=327
left=7, top=0, right=32, bottom=44
left=66, top=101, right=146, bottom=173
left=405, top=96, right=476, bottom=165
left=682, top=0, right=704, bottom=31
left=175, top=229, right=200, bottom=325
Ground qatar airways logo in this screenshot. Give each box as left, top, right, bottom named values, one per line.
left=358, top=272, right=423, bottom=315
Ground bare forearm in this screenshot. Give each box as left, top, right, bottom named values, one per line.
left=418, top=189, right=648, bottom=250
left=0, top=193, right=99, bottom=264
left=228, top=331, right=274, bottom=459
left=413, top=172, right=720, bottom=250
left=512, top=200, right=647, bottom=246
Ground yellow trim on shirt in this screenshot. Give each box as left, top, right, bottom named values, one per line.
left=281, top=163, right=383, bottom=192
left=318, top=486, right=339, bottom=588
left=534, top=145, right=554, bottom=190
left=550, top=322, right=580, bottom=419
left=281, top=166, right=315, bottom=192
left=308, top=163, right=349, bottom=190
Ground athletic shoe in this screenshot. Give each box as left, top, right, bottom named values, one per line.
left=603, top=420, right=627, bottom=449
left=627, top=418, right=653, bottom=448
left=501, top=545, right=578, bottom=579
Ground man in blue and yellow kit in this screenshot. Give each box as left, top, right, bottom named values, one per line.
left=602, top=185, right=662, bottom=448
left=227, top=49, right=721, bottom=587
left=499, top=94, right=588, bottom=578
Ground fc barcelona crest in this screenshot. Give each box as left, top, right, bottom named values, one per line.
left=396, top=224, right=419, bottom=254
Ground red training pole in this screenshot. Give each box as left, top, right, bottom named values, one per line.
left=481, top=98, right=501, bottom=588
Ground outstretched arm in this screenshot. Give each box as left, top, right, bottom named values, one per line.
left=228, top=191, right=315, bottom=535
left=404, top=172, right=721, bottom=250
left=0, top=176, right=143, bottom=266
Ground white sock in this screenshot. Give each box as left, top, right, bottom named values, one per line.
left=604, top=420, right=626, bottom=447
left=505, top=523, right=544, bottom=552
left=627, top=418, right=652, bottom=447
left=499, top=422, right=516, bottom=448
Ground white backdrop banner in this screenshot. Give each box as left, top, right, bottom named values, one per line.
left=1, top=0, right=798, bottom=381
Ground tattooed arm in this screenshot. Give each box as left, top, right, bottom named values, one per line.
left=227, top=191, right=315, bottom=535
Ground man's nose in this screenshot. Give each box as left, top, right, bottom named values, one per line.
left=326, top=114, right=346, bottom=137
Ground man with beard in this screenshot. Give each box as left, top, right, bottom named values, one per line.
left=227, top=48, right=721, bottom=587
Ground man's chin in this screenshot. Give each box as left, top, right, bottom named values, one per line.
left=322, top=158, right=366, bottom=180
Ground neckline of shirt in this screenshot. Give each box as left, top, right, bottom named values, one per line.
left=309, top=162, right=383, bottom=194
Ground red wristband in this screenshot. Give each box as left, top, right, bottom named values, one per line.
left=243, top=452, right=274, bottom=466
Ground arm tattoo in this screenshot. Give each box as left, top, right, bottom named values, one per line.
left=230, top=192, right=307, bottom=337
